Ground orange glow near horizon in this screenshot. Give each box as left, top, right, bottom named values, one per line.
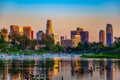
left=0, top=16, right=120, bottom=42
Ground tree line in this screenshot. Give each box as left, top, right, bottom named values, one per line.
left=67, top=41, right=120, bottom=54
left=0, top=28, right=63, bottom=54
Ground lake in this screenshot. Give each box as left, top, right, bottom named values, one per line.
left=0, top=54, right=120, bottom=80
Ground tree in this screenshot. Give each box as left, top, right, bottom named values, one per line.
left=29, top=39, right=37, bottom=49
left=41, top=35, right=54, bottom=44
left=114, top=41, right=120, bottom=53
left=0, top=28, right=8, bottom=40
left=76, top=42, right=85, bottom=51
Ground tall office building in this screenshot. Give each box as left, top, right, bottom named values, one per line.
left=60, top=36, right=65, bottom=46
left=99, top=30, right=105, bottom=45
left=106, top=24, right=113, bottom=46
left=23, top=26, right=33, bottom=40
left=60, top=36, right=72, bottom=48
left=10, top=25, right=19, bottom=35
left=36, top=31, right=44, bottom=41
left=52, top=33, right=59, bottom=44
left=71, top=27, right=83, bottom=39
left=76, top=27, right=83, bottom=35
left=71, top=30, right=76, bottom=39
left=31, top=30, right=34, bottom=40
left=72, top=35, right=81, bottom=47
left=62, top=39, right=72, bottom=48
left=46, top=20, right=53, bottom=36
left=80, top=31, right=89, bottom=44
left=19, top=26, right=23, bottom=35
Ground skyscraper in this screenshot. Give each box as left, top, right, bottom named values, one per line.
left=80, top=31, right=89, bottom=44
left=46, top=20, right=52, bottom=36
left=106, top=24, right=113, bottom=46
left=36, top=31, right=44, bottom=41
left=72, top=35, right=81, bottom=47
left=19, top=26, right=23, bottom=35
left=71, top=30, right=76, bottom=39
left=99, top=30, right=105, bottom=45
left=60, top=36, right=65, bottom=46
left=52, top=33, right=59, bottom=44
left=10, top=25, right=19, bottom=35
left=62, top=39, right=72, bottom=48
left=23, top=26, right=33, bottom=40
left=71, top=27, right=83, bottom=39
left=76, top=27, right=83, bottom=35
left=31, top=30, right=34, bottom=40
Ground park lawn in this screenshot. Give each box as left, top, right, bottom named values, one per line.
left=82, top=53, right=120, bottom=59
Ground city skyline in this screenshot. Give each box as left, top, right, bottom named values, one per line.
left=0, top=0, right=120, bottom=42
left=0, top=20, right=118, bottom=42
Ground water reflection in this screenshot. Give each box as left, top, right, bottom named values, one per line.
left=0, top=58, right=120, bottom=80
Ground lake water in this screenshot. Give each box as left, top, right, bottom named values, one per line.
left=0, top=54, right=120, bottom=80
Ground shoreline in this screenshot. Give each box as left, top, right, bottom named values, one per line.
left=0, top=53, right=81, bottom=60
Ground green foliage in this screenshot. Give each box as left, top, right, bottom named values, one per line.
left=0, top=60, right=4, bottom=67
left=42, top=35, right=54, bottom=44
left=0, top=27, right=64, bottom=54
left=67, top=42, right=108, bottom=53
left=113, top=41, right=120, bottom=53
left=76, top=43, right=85, bottom=51
left=82, top=53, right=120, bottom=59
left=44, top=44, right=63, bottom=53
left=0, top=28, right=8, bottom=40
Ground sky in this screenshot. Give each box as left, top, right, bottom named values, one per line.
left=0, top=0, right=120, bottom=42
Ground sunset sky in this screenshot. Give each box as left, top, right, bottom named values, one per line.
left=0, top=0, right=120, bottom=42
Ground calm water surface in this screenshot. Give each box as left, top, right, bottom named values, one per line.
left=0, top=57, right=120, bottom=80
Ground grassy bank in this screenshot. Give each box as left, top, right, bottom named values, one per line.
left=82, top=53, right=120, bottom=59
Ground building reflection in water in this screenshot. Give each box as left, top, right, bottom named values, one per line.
left=53, top=57, right=59, bottom=76
left=106, top=59, right=114, bottom=80
left=0, top=58, right=119, bottom=80
left=99, top=59, right=106, bottom=79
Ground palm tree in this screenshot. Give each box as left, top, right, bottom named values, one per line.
left=0, top=28, right=8, bottom=40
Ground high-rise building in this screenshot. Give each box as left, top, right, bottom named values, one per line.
left=71, top=27, right=83, bottom=39
left=61, top=36, right=72, bottom=48
left=72, top=35, right=81, bottom=47
left=76, top=27, right=83, bottom=35
left=10, top=25, right=19, bottom=35
left=19, top=26, right=23, bottom=35
left=62, top=39, right=72, bottom=48
left=60, top=36, right=65, bottom=46
left=71, top=30, right=76, bottom=39
left=99, top=30, right=105, bottom=45
left=80, top=31, right=89, bottom=44
left=23, top=26, right=33, bottom=40
left=52, top=33, right=59, bottom=44
left=106, top=24, right=113, bottom=46
left=31, top=30, right=34, bottom=40
left=46, top=20, right=52, bottom=36
left=36, top=31, right=44, bottom=41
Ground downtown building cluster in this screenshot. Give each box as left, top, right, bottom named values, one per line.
left=2, top=20, right=59, bottom=47
left=9, top=25, right=34, bottom=40
left=99, top=24, right=113, bottom=46
left=1, top=19, right=118, bottom=48
left=60, top=27, right=89, bottom=48
left=61, top=23, right=114, bottom=48
left=36, top=19, right=59, bottom=45
left=6, top=20, right=59, bottom=43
